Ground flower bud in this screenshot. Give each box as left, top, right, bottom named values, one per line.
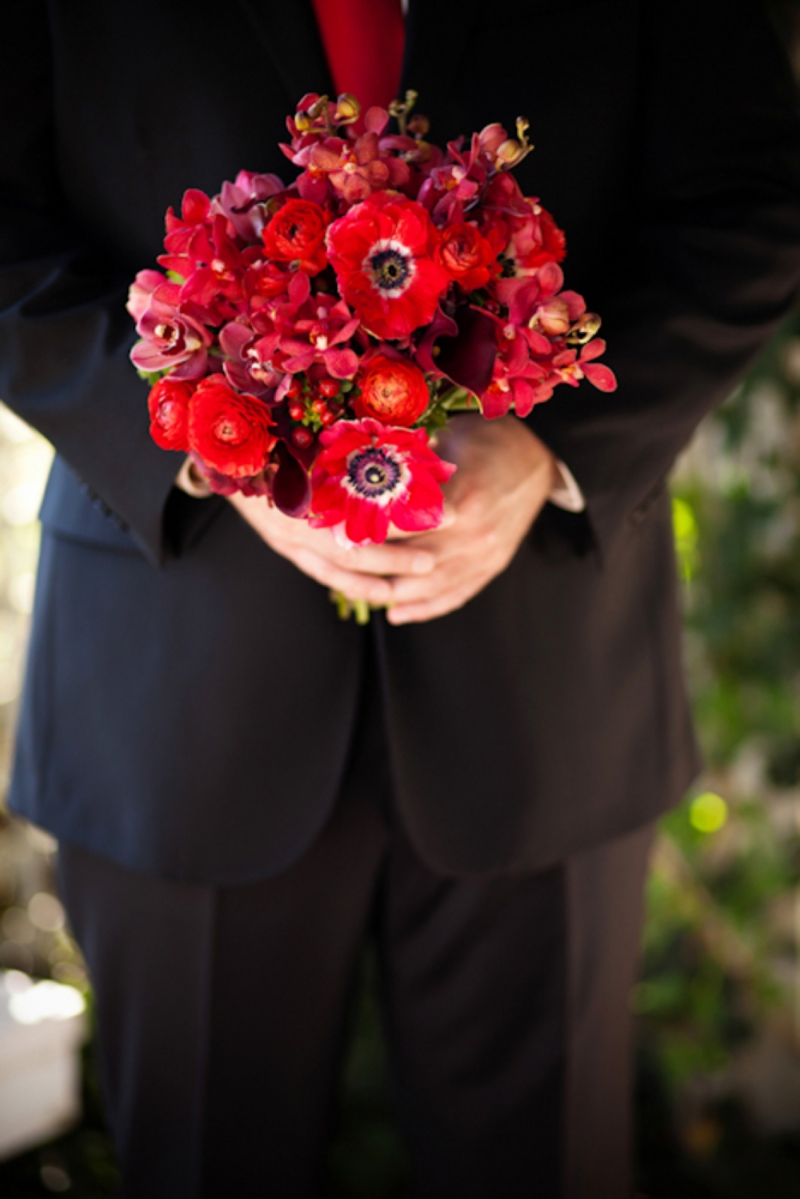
left=495, top=139, right=523, bottom=167
left=334, top=94, right=361, bottom=124
left=531, top=298, right=571, bottom=337
left=308, top=95, right=329, bottom=121
left=566, top=313, right=602, bottom=346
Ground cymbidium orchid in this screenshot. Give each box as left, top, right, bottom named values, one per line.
left=212, top=170, right=285, bottom=242
left=131, top=292, right=212, bottom=379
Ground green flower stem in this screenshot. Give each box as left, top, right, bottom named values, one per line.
left=439, top=386, right=475, bottom=411
left=330, top=591, right=390, bottom=624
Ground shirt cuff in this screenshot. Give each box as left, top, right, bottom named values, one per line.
left=548, top=458, right=585, bottom=513
left=175, top=456, right=213, bottom=499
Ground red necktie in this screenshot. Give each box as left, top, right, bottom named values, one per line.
left=311, top=0, right=405, bottom=113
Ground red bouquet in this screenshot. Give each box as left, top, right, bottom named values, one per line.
left=128, top=91, right=615, bottom=548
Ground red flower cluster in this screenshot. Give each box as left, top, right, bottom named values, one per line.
left=148, top=374, right=277, bottom=478
left=129, top=91, right=616, bottom=544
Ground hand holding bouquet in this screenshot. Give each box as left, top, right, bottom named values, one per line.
left=129, top=91, right=615, bottom=554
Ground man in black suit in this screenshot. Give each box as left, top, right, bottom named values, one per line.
left=2, top=2, right=800, bottom=1195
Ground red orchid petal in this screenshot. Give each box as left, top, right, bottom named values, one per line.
left=580, top=338, right=607, bottom=362
left=510, top=379, right=537, bottom=418
left=355, top=132, right=379, bottom=164
left=288, top=270, right=311, bottom=307
left=364, top=106, right=390, bottom=135
left=480, top=387, right=513, bottom=419
left=505, top=278, right=542, bottom=326
left=582, top=363, right=618, bottom=392
left=324, top=348, right=359, bottom=379
left=283, top=350, right=316, bottom=373
left=536, top=261, right=565, bottom=297
left=522, top=329, right=553, bottom=356
left=329, top=316, right=360, bottom=346
left=219, top=322, right=253, bottom=357
left=181, top=189, right=211, bottom=225
left=560, top=291, right=587, bottom=321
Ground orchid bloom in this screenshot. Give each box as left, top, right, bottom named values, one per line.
left=279, top=293, right=361, bottom=379
left=130, top=292, right=213, bottom=379
left=212, top=170, right=285, bottom=242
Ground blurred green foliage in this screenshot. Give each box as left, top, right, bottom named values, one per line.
left=635, top=310, right=800, bottom=1196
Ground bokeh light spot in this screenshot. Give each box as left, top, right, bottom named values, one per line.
left=689, top=791, right=728, bottom=833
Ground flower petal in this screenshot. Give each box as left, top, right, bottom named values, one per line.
left=582, top=363, right=618, bottom=392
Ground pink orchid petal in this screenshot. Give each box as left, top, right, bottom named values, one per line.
left=580, top=338, right=607, bottom=362
left=324, top=347, right=359, bottom=379
left=582, top=363, right=618, bottom=392
left=511, top=379, right=537, bottom=418
left=480, top=388, right=513, bottom=419
left=364, top=107, right=389, bottom=135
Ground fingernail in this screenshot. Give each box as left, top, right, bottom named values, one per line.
left=412, top=554, right=434, bottom=574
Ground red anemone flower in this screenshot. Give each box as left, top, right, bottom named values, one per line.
left=309, top=418, right=455, bottom=544
left=325, top=192, right=450, bottom=340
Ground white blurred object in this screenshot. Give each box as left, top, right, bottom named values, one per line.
left=0, top=970, right=87, bottom=1160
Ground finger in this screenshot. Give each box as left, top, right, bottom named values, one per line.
left=439, top=503, right=458, bottom=529
left=332, top=541, right=436, bottom=577
left=386, top=561, right=488, bottom=606
left=386, top=586, right=475, bottom=625
left=292, top=548, right=393, bottom=604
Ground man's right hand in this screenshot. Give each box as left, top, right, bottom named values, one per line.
left=227, top=492, right=437, bottom=604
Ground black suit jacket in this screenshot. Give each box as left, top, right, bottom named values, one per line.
left=2, top=0, right=799, bottom=883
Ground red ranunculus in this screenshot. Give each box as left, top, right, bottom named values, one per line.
left=355, top=355, right=430, bottom=426
left=262, top=199, right=329, bottom=275
left=437, top=222, right=498, bottom=292
left=187, top=375, right=277, bottom=477
left=325, top=192, right=450, bottom=340
left=148, top=377, right=195, bottom=451
left=309, top=418, right=455, bottom=545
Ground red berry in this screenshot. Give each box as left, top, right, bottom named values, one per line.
left=288, top=402, right=305, bottom=422
left=311, top=398, right=328, bottom=416
left=320, top=408, right=336, bottom=427
left=286, top=377, right=301, bottom=398
left=292, top=427, right=314, bottom=449
left=318, top=378, right=340, bottom=398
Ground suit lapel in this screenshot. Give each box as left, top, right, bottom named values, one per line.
left=237, top=0, right=333, bottom=105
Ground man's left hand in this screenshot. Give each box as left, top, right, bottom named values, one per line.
left=383, top=414, right=557, bottom=625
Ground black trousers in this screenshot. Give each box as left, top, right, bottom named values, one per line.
left=57, top=669, right=653, bottom=1199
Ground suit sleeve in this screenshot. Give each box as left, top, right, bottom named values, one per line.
left=0, top=5, right=194, bottom=566
left=528, top=0, right=800, bottom=560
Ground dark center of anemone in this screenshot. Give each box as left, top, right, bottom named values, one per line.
left=369, top=247, right=411, bottom=292
left=347, top=447, right=402, bottom=499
